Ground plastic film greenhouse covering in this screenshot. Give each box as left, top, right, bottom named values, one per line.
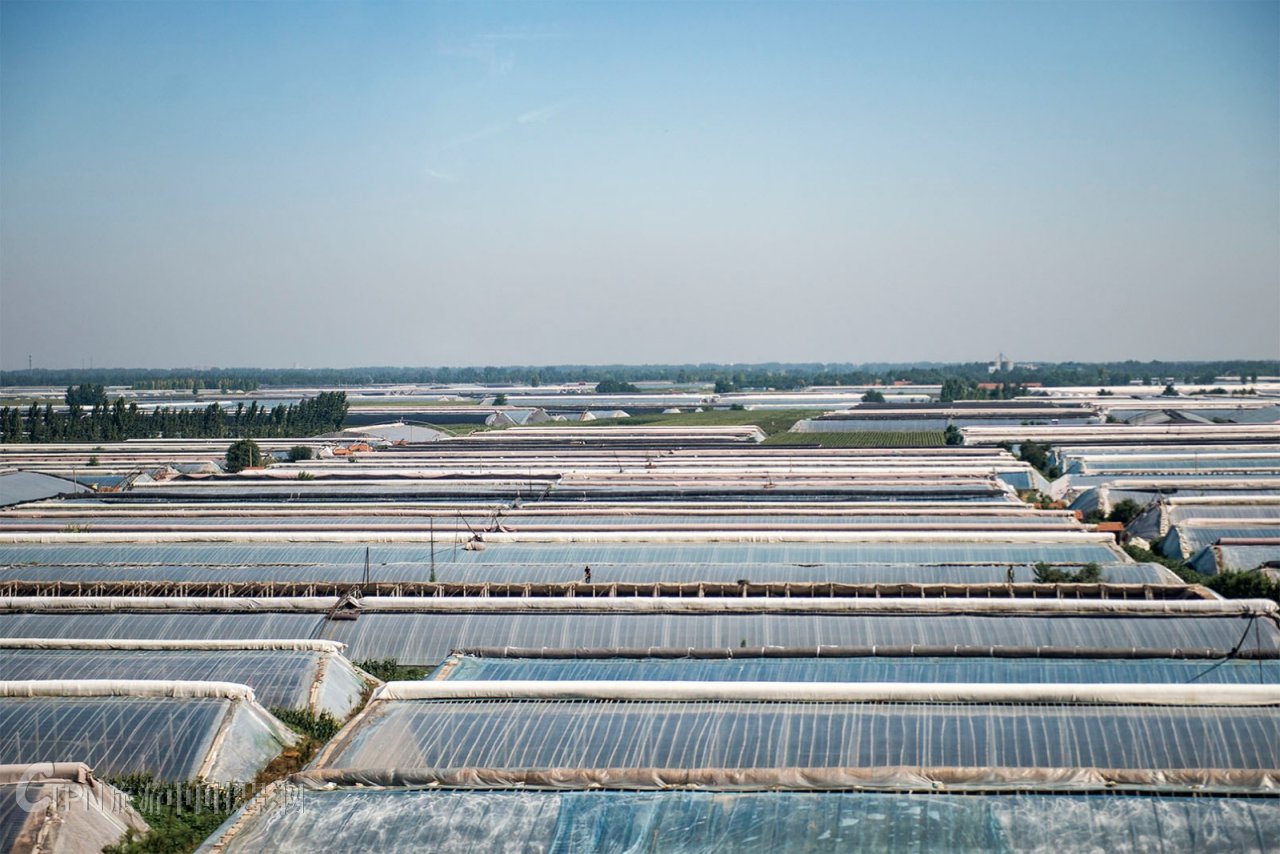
left=0, top=640, right=371, bottom=718
left=9, top=597, right=1268, bottom=615
left=317, top=683, right=1280, bottom=774
left=438, top=654, right=1280, bottom=685
left=3, top=607, right=1276, bottom=665
left=320, top=609, right=1280, bottom=664
left=0, top=512, right=1093, bottom=532
left=0, top=681, right=297, bottom=783
left=0, top=763, right=147, bottom=854
left=0, top=541, right=1125, bottom=566
left=201, top=786, right=1280, bottom=854
left=0, top=561, right=1181, bottom=586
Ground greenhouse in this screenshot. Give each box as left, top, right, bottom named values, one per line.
left=0, top=472, right=91, bottom=509
left=200, top=784, right=1280, bottom=854
left=0, top=538, right=1129, bottom=570
left=0, top=681, right=297, bottom=782
left=0, top=560, right=1180, bottom=586
left=1189, top=541, right=1280, bottom=576
left=1125, top=499, right=1280, bottom=543
left=0, top=762, right=147, bottom=854
left=1161, top=524, right=1280, bottom=560
left=0, top=640, right=373, bottom=718
left=434, top=652, right=1280, bottom=684
left=316, top=682, right=1280, bottom=776
left=1, top=597, right=1274, bottom=666
left=0, top=511, right=1094, bottom=533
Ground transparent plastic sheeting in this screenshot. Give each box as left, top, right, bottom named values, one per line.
left=320, top=610, right=1280, bottom=664
left=0, top=683, right=296, bottom=783
left=120, top=483, right=1009, bottom=501
left=0, top=472, right=88, bottom=508
left=0, top=764, right=147, bottom=854
left=0, top=513, right=1088, bottom=530
left=203, top=788, right=1280, bottom=854
left=1171, top=526, right=1280, bottom=556
left=320, top=698, right=1280, bottom=772
left=0, top=541, right=1123, bottom=567
left=0, top=782, right=27, bottom=852
left=2, top=611, right=1276, bottom=666
left=1197, top=544, right=1280, bottom=574
left=440, top=655, right=1280, bottom=685
left=0, top=648, right=367, bottom=718
left=0, top=562, right=1177, bottom=586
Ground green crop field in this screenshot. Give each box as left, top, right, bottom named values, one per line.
left=762, top=430, right=946, bottom=448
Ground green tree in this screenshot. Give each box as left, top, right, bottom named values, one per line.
left=595, top=379, right=639, bottom=394
left=939, top=377, right=967, bottom=403
left=861, top=389, right=885, bottom=403
left=65, top=384, right=107, bottom=407
left=288, top=445, right=314, bottom=462
left=224, top=439, right=264, bottom=473
left=1017, top=441, right=1061, bottom=478
left=493, top=393, right=508, bottom=406
left=1107, top=499, right=1142, bottom=525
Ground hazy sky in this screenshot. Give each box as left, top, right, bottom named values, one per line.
left=1, top=1, right=1277, bottom=369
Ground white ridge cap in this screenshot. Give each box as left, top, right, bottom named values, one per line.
left=0, top=679, right=257, bottom=702
left=0, top=638, right=346, bottom=653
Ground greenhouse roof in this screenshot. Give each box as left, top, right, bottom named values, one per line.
left=0, top=763, right=147, bottom=853
left=0, top=472, right=90, bottom=509
left=201, top=786, right=1280, bottom=854
left=314, top=682, right=1280, bottom=778
left=0, top=680, right=296, bottom=783
left=435, top=653, right=1280, bottom=685
left=2, top=600, right=1274, bottom=665
left=1190, top=543, right=1280, bottom=576
left=0, top=539, right=1127, bottom=568
left=0, top=640, right=371, bottom=718
left=0, top=561, right=1178, bottom=586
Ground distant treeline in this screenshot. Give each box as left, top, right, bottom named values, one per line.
left=0, top=361, right=1274, bottom=392
left=0, top=391, right=348, bottom=443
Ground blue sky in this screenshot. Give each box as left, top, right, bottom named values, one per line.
left=1, top=1, right=1276, bottom=368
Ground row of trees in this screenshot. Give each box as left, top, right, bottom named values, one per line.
left=0, top=390, right=347, bottom=443
left=3, top=360, right=1273, bottom=392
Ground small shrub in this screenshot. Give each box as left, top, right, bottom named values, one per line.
left=1207, top=572, right=1280, bottom=606
left=104, top=775, right=244, bottom=854
left=271, top=707, right=342, bottom=742
left=288, top=445, right=314, bottom=462
left=356, top=657, right=429, bottom=681
left=1032, top=561, right=1102, bottom=583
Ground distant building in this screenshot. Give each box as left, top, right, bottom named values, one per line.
left=988, top=352, right=1016, bottom=374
